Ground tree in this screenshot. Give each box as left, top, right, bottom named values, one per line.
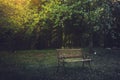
left=39, top=0, right=109, bottom=48
left=0, top=0, right=40, bottom=50
left=0, top=0, right=119, bottom=50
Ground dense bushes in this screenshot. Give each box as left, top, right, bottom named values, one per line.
left=0, top=0, right=120, bottom=51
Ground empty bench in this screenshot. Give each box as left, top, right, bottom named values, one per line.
left=56, top=49, right=92, bottom=72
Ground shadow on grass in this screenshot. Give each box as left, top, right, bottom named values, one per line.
left=0, top=62, right=120, bottom=80
left=0, top=49, right=120, bottom=80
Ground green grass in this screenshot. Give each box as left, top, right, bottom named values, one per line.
left=0, top=48, right=120, bottom=80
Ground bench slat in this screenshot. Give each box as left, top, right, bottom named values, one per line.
left=56, top=49, right=92, bottom=72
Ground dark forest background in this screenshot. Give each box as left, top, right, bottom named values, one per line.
left=0, top=0, right=120, bottom=51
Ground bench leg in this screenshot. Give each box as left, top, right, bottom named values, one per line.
left=86, top=61, right=92, bottom=71
left=88, top=61, right=92, bottom=70
left=56, top=64, right=59, bottom=72
left=82, top=61, right=85, bottom=67
left=82, top=61, right=92, bottom=69
left=56, top=61, right=66, bottom=73
left=56, top=60, right=61, bottom=72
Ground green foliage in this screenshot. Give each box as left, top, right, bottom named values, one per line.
left=0, top=0, right=41, bottom=50
left=0, top=0, right=40, bottom=34
left=38, top=0, right=112, bottom=47
left=0, top=0, right=119, bottom=49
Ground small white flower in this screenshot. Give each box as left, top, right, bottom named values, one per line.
left=94, top=52, right=96, bottom=54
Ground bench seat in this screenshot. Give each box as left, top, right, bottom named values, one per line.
left=63, top=58, right=92, bottom=63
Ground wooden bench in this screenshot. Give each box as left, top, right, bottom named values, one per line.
left=56, top=49, right=92, bottom=72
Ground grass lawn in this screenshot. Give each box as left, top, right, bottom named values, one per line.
left=0, top=48, right=120, bottom=80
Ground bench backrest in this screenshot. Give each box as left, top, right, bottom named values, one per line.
left=56, top=49, right=85, bottom=59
